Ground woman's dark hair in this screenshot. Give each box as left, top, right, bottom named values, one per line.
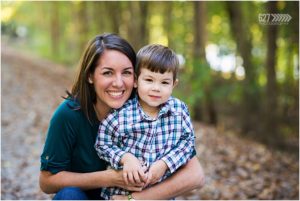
left=69, top=33, right=136, bottom=123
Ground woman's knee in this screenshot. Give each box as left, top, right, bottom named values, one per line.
left=53, top=187, right=88, bottom=200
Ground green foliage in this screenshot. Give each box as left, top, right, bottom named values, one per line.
left=1, top=1, right=298, bottom=147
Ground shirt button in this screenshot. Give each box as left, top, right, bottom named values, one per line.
left=45, top=156, right=49, bottom=160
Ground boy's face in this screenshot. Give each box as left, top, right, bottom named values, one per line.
left=135, top=68, right=178, bottom=110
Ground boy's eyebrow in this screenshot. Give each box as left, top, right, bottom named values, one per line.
left=143, top=74, right=172, bottom=80
left=143, top=74, right=154, bottom=78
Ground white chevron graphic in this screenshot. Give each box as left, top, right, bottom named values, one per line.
left=271, top=14, right=292, bottom=23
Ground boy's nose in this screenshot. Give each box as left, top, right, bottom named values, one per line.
left=152, top=83, right=160, bottom=91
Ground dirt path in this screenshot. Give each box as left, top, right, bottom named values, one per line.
left=1, top=44, right=74, bottom=199
left=1, top=44, right=298, bottom=199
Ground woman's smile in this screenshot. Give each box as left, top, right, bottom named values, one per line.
left=107, top=90, right=125, bottom=98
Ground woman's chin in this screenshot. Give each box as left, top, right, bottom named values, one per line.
left=109, top=101, right=126, bottom=109
left=106, top=93, right=131, bottom=109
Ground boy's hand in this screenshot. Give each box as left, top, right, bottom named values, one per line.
left=144, top=160, right=168, bottom=187
left=121, top=153, right=147, bottom=185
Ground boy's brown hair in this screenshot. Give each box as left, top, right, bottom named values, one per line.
left=136, top=44, right=179, bottom=81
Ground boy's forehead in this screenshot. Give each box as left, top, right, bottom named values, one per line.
left=140, top=68, right=174, bottom=78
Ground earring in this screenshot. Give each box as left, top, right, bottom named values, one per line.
left=88, top=77, right=93, bottom=84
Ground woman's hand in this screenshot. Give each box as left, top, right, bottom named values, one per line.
left=111, top=194, right=128, bottom=200
left=121, top=153, right=147, bottom=185
left=110, top=169, right=143, bottom=192
left=127, top=157, right=205, bottom=200
left=144, top=160, right=168, bottom=187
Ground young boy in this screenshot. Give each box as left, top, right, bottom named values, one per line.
left=95, top=44, right=195, bottom=200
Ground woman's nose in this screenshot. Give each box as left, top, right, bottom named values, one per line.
left=112, top=75, right=123, bottom=87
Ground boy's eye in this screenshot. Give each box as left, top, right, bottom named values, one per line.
left=162, top=81, right=170, bottom=85
left=145, top=78, right=153, bottom=82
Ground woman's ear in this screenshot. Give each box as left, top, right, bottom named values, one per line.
left=88, top=76, right=93, bottom=84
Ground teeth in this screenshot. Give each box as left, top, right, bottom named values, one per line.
left=108, top=91, right=123, bottom=97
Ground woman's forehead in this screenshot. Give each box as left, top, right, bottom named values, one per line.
left=97, top=50, right=133, bottom=69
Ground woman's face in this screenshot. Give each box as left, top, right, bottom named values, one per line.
left=89, top=49, right=134, bottom=113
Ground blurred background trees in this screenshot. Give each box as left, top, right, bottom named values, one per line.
left=1, top=1, right=299, bottom=152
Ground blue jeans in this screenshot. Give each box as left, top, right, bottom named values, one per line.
left=53, top=187, right=103, bottom=200
left=53, top=187, right=87, bottom=200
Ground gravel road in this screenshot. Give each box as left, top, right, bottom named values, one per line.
left=1, top=43, right=298, bottom=200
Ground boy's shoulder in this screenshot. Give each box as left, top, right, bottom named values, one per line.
left=167, top=96, right=189, bottom=114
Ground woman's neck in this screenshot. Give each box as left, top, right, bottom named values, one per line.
left=94, top=101, right=111, bottom=121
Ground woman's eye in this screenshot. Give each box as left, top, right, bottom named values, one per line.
left=123, top=71, right=133, bottom=76
left=103, top=71, right=112, bottom=76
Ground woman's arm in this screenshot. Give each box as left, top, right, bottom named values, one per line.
left=39, top=169, right=142, bottom=194
left=131, top=156, right=205, bottom=200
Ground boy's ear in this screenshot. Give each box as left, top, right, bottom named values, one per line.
left=173, top=79, right=179, bottom=88
left=134, top=81, right=138, bottom=88
left=134, top=74, right=138, bottom=88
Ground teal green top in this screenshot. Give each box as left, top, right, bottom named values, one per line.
left=40, top=98, right=107, bottom=174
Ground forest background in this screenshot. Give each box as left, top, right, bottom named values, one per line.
left=1, top=1, right=299, bottom=200
left=2, top=0, right=298, bottom=149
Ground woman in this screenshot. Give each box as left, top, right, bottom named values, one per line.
left=39, top=33, right=205, bottom=200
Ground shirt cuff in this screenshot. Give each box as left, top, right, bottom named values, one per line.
left=160, top=155, right=179, bottom=174
left=110, top=149, right=127, bottom=169
left=40, top=156, right=68, bottom=174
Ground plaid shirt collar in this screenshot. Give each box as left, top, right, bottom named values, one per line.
left=131, top=94, right=177, bottom=123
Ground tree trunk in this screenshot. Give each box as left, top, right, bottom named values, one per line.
left=194, top=1, right=206, bottom=59
left=76, top=1, right=89, bottom=51
left=264, top=1, right=279, bottom=143
left=226, top=2, right=259, bottom=134
left=127, top=2, right=149, bottom=50
left=193, top=1, right=217, bottom=125
left=106, top=2, right=121, bottom=34
left=164, top=2, right=174, bottom=48
left=93, top=1, right=107, bottom=34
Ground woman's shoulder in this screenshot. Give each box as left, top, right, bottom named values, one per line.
left=51, top=98, right=83, bottom=122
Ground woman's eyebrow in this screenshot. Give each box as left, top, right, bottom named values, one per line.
left=101, top=67, right=113, bottom=70
left=123, top=67, right=134, bottom=71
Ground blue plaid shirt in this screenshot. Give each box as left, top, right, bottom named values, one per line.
left=95, top=95, right=195, bottom=199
